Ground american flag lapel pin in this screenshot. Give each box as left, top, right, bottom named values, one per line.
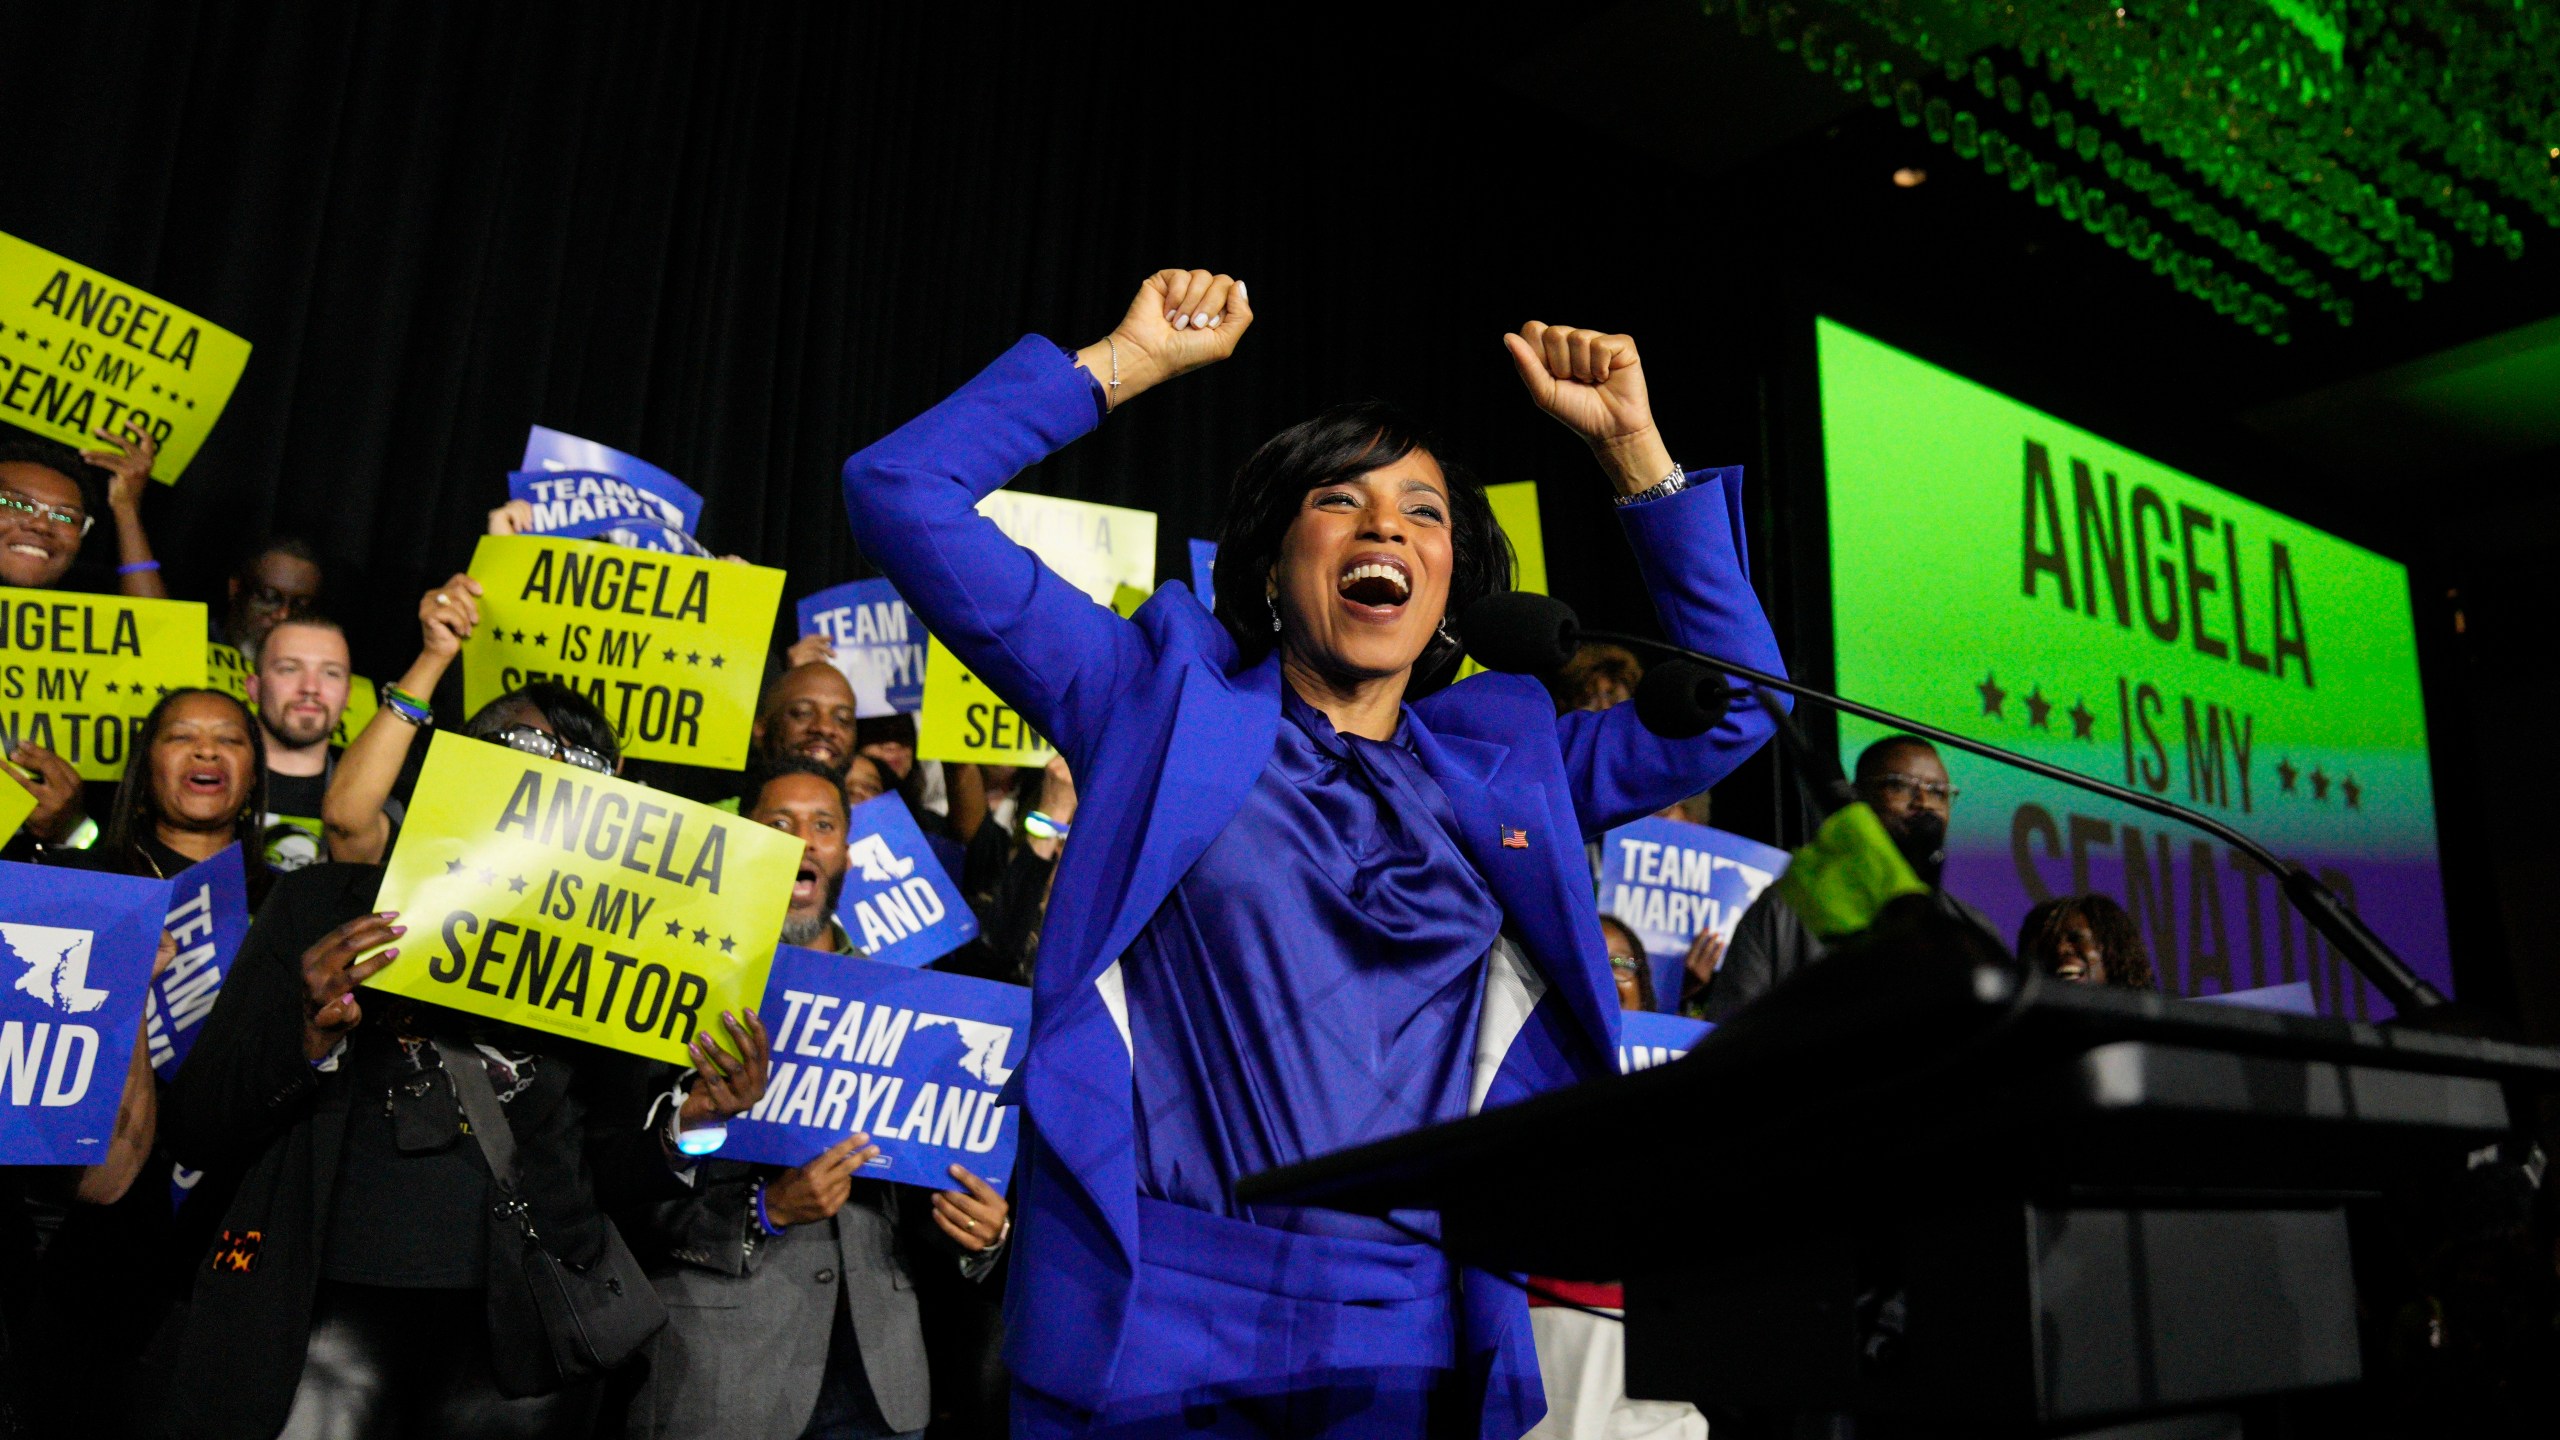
left=1501, top=826, right=1530, bottom=850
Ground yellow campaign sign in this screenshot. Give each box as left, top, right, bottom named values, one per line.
left=0, top=768, right=34, bottom=840
left=916, top=636, right=1056, bottom=767
left=0, top=231, right=253, bottom=483
left=367, top=732, right=801, bottom=1064
left=461, top=536, right=786, bottom=770
left=1459, top=481, right=1547, bottom=681
left=0, top=589, right=207, bottom=779
left=917, top=492, right=1155, bottom=766
left=207, top=643, right=379, bottom=749
left=975, top=490, right=1157, bottom=604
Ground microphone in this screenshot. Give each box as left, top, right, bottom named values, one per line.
left=1630, top=659, right=1732, bottom=740
left=1458, top=592, right=1582, bottom=676
left=1455, top=593, right=2448, bottom=1016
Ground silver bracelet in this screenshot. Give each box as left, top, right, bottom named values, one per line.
left=1612, top=462, right=1689, bottom=508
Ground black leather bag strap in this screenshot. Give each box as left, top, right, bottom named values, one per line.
left=434, top=1038, right=523, bottom=1197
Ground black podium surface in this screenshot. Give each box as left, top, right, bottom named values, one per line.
left=1238, top=912, right=2560, bottom=1433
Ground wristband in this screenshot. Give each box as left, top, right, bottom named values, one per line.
left=382, top=687, right=433, bottom=727
left=754, top=1180, right=786, bottom=1237
left=116, top=560, right=161, bottom=576
left=1022, top=810, right=1071, bottom=841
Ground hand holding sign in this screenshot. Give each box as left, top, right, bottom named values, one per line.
left=8, top=743, right=82, bottom=843
left=766, top=1131, right=880, bottom=1226
left=300, top=911, right=406, bottom=1061
left=422, top=575, right=484, bottom=660
left=932, top=1165, right=1010, bottom=1253
left=84, top=422, right=158, bottom=514
left=679, top=1009, right=772, bottom=1127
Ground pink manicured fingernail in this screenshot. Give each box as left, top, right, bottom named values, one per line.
left=1173, top=313, right=1190, bottom=330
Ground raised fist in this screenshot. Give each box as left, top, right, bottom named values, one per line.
left=1079, top=269, right=1253, bottom=409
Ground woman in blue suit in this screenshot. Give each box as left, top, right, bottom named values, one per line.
left=841, top=270, right=1786, bottom=1439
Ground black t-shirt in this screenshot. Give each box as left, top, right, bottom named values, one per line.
left=261, top=769, right=330, bottom=872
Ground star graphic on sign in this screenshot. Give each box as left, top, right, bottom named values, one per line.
left=185, top=399, right=195, bottom=409
left=155, top=684, right=170, bottom=695
left=710, top=655, right=725, bottom=669
left=507, top=874, right=529, bottom=894
left=692, top=927, right=711, bottom=947
left=101, top=680, right=119, bottom=695
left=533, top=631, right=548, bottom=647
left=2309, top=768, right=2330, bottom=801
left=149, top=384, right=160, bottom=395
left=665, top=918, right=684, bottom=938
left=475, top=866, right=499, bottom=886
left=685, top=651, right=701, bottom=666
left=509, top=629, right=525, bottom=645
left=33, top=337, right=46, bottom=350
left=2068, top=699, right=2096, bottom=739
left=1976, top=672, right=2007, bottom=718
left=2023, top=687, right=2053, bottom=729
left=2342, top=776, right=2362, bottom=809
left=2278, top=758, right=2299, bottom=793
left=445, top=858, right=466, bottom=876
left=662, top=648, right=676, bottom=663
left=719, top=935, right=735, bottom=954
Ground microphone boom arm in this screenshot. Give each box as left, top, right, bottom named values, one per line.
left=1580, top=629, right=2447, bottom=1015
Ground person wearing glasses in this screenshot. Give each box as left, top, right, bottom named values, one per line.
left=1696, top=735, right=2003, bottom=1022
left=148, top=681, right=771, bottom=1440
left=0, top=428, right=170, bottom=854
left=218, top=537, right=327, bottom=654
left=1600, top=914, right=1656, bottom=1013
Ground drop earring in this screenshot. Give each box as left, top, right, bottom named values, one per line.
left=1267, top=591, right=1282, bottom=633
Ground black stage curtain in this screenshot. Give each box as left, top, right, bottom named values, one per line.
left=0, top=0, right=1786, bottom=813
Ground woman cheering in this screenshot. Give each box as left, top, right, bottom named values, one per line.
left=841, top=271, right=1787, bottom=1438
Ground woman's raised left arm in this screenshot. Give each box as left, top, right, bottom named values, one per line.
left=1501, top=325, right=1788, bottom=834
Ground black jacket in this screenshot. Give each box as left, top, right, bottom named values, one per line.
left=142, top=864, right=688, bottom=1439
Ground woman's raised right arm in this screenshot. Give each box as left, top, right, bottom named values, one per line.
left=840, top=270, right=1249, bottom=759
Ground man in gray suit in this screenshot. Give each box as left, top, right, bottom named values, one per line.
left=626, top=759, right=1011, bottom=1440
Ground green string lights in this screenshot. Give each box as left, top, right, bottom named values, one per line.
left=1705, top=1, right=2560, bottom=342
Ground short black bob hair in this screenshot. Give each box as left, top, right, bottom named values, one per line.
left=463, top=681, right=623, bottom=768
left=1211, top=401, right=1513, bottom=681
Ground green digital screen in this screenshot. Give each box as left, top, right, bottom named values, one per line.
left=1819, top=316, right=2449, bottom=1016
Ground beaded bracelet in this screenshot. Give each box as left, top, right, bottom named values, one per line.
left=382, top=686, right=433, bottom=728
left=116, top=560, right=161, bottom=576
left=753, top=1180, right=786, bottom=1237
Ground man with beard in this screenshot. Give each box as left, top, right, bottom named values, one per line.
left=1697, top=735, right=2002, bottom=1021
left=750, top=756, right=858, bottom=954
left=218, top=537, right=325, bottom=653
left=242, top=614, right=381, bottom=870
left=622, top=757, right=1011, bottom=1440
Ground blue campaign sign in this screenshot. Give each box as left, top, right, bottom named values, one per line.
left=1618, top=1009, right=1710, bottom=1075
left=834, top=793, right=978, bottom=967
left=507, top=470, right=704, bottom=544
left=142, top=844, right=250, bottom=1078
left=0, top=861, right=169, bottom=1165
left=722, top=946, right=1027, bottom=1192
left=796, top=579, right=925, bottom=717
left=1187, top=539, right=1218, bottom=600
left=521, top=426, right=703, bottom=531
left=1600, top=816, right=1791, bottom=1013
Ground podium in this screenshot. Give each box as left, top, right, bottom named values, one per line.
left=1236, top=908, right=2560, bottom=1437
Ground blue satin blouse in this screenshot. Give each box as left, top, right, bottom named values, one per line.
left=1120, top=683, right=1504, bottom=1244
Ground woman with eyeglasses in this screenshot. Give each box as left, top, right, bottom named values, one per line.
left=841, top=271, right=1786, bottom=1438
left=143, top=683, right=772, bottom=1439
left=0, top=429, right=171, bottom=857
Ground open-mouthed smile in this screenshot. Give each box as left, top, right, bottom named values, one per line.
left=1334, top=554, right=1413, bottom=620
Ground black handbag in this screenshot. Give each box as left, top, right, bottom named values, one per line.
left=436, top=1040, right=668, bottom=1397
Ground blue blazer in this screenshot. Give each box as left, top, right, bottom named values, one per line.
left=842, top=338, right=1787, bottom=1431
